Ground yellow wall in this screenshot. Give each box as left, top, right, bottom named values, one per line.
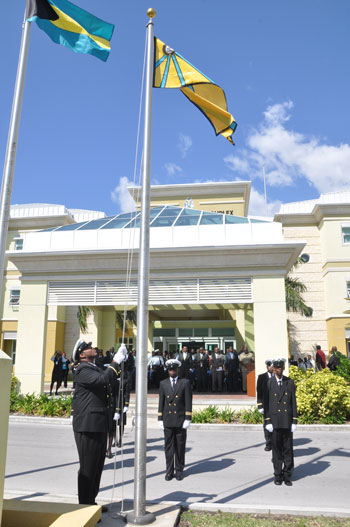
left=0, top=320, right=18, bottom=351
left=323, top=271, right=350, bottom=320
left=135, top=191, right=247, bottom=216
left=326, top=318, right=350, bottom=356
left=253, top=276, right=288, bottom=375
left=45, top=321, right=66, bottom=382
left=320, top=218, right=350, bottom=262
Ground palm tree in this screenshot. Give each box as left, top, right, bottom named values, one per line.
left=116, top=310, right=137, bottom=330
left=77, top=306, right=92, bottom=334
left=285, top=258, right=313, bottom=317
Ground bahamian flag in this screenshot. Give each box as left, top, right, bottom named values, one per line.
left=153, top=38, right=237, bottom=145
left=26, top=0, right=114, bottom=62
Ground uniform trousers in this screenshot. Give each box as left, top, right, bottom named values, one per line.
left=74, top=431, right=107, bottom=504
left=271, top=428, right=294, bottom=479
left=196, top=368, right=208, bottom=391
left=263, top=425, right=272, bottom=448
left=164, top=427, right=187, bottom=477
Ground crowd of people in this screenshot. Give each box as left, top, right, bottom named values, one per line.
left=288, top=344, right=341, bottom=372
left=147, top=344, right=255, bottom=393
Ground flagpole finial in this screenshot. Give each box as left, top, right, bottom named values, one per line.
left=147, top=8, right=156, bottom=18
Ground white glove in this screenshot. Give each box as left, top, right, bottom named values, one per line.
left=114, top=344, right=128, bottom=364
left=158, top=420, right=164, bottom=430
left=258, top=408, right=264, bottom=414
left=182, top=420, right=191, bottom=429
left=291, top=423, right=297, bottom=433
left=265, top=424, right=273, bottom=433
left=123, top=406, right=128, bottom=413
left=113, top=412, right=120, bottom=421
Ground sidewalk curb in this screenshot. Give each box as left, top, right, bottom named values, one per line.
left=185, top=502, right=350, bottom=518
left=9, top=415, right=350, bottom=431
left=4, top=491, right=350, bottom=519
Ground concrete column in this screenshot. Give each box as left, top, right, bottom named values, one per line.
left=15, top=281, right=48, bottom=394
left=253, top=276, right=288, bottom=376
left=0, top=350, right=12, bottom=525
left=99, top=309, right=116, bottom=350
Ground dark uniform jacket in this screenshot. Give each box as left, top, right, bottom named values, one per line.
left=211, top=353, right=225, bottom=372
left=158, top=377, right=192, bottom=428
left=72, top=361, right=120, bottom=433
left=256, top=371, right=271, bottom=412
left=264, top=375, right=297, bottom=429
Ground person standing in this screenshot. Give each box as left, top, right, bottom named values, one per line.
left=71, top=340, right=127, bottom=507
left=211, top=346, right=225, bottom=392
left=158, top=359, right=192, bottom=481
left=264, top=358, right=298, bottom=486
left=193, top=347, right=209, bottom=392
left=328, top=346, right=341, bottom=371
left=239, top=345, right=254, bottom=392
left=61, top=351, right=70, bottom=389
left=224, top=346, right=240, bottom=392
left=315, top=345, right=326, bottom=370
left=50, top=351, right=63, bottom=396
left=256, top=359, right=274, bottom=451
left=176, top=346, right=193, bottom=381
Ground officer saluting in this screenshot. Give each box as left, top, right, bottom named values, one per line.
left=264, top=358, right=297, bottom=486
left=158, top=359, right=192, bottom=481
left=71, top=340, right=127, bottom=507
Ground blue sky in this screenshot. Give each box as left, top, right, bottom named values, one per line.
left=1, top=1, right=350, bottom=217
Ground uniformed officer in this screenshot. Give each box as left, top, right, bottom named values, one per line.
left=71, top=340, right=127, bottom=506
left=158, top=359, right=192, bottom=481
left=256, top=359, right=274, bottom=451
left=264, top=358, right=297, bottom=486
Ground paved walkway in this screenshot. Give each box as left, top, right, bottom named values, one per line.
left=4, top=420, right=350, bottom=524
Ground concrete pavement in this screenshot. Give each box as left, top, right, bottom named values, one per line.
left=4, top=420, right=350, bottom=524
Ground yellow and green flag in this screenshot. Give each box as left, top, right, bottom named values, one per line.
left=153, top=38, right=237, bottom=144
left=26, top=0, right=114, bottom=62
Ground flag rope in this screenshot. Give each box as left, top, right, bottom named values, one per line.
left=108, top=29, right=147, bottom=520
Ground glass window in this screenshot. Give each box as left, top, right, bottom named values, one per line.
left=100, top=212, right=139, bottom=230
left=9, top=289, right=20, bottom=306
left=347, top=281, right=350, bottom=299
left=342, top=226, right=350, bottom=244
left=194, top=327, right=209, bottom=337
left=300, top=253, right=310, bottom=263
left=225, top=215, right=249, bottom=224
left=212, top=327, right=235, bottom=337
left=151, top=207, right=182, bottom=227
left=153, top=328, right=176, bottom=337
left=125, top=207, right=164, bottom=228
left=174, top=209, right=201, bottom=226
left=199, top=212, right=223, bottom=225
left=178, top=328, right=193, bottom=337
left=14, top=238, right=23, bottom=250
left=78, top=217, right=113, bottom=230
left=54, top=222, right=89, bottom=231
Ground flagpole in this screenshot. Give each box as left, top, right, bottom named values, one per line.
left=126, top=8, right=156, bottom=525
left=0, top=13, right=31, bottom=304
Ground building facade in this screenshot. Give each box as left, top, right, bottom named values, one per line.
left=275, top=190, right=350, bottom=358
left=1, top=182, right=304, bottom=394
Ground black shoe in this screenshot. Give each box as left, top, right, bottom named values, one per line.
left=264, top=445, right=271, bottom=451
left=274, top=479, right=282, bottom=485
left=165, top=474, right=173, bottom=481
left=284, top=479, right=293, bottom=486
left=176, top=472, right=184, bottom=481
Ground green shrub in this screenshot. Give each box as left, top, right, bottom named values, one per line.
left=333, top=352, right=350, bottom=383
left=289, top=366, right=350, bottom=423
left=218, top=406, right=235, bottom=423
left=192, top=405, right=220, bottom=423
left=236, top=408, right=264, bottom=424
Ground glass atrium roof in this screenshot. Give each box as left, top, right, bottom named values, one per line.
left=42, top=206, right=267, bottom=232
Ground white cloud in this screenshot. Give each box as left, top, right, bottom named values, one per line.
left=111, top=176, right=136, bottom=213
left=225, top=101, right=350, bottom=194
left=178, top=133, right=193, bottom=158
left=164, top=162, right=182, bottom=177
left=248, top=187, right=281, bottom=217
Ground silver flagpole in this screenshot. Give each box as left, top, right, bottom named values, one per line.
left=0, top=12, right=31, bottom=303
left=126, top=8, right=156, bottom=525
